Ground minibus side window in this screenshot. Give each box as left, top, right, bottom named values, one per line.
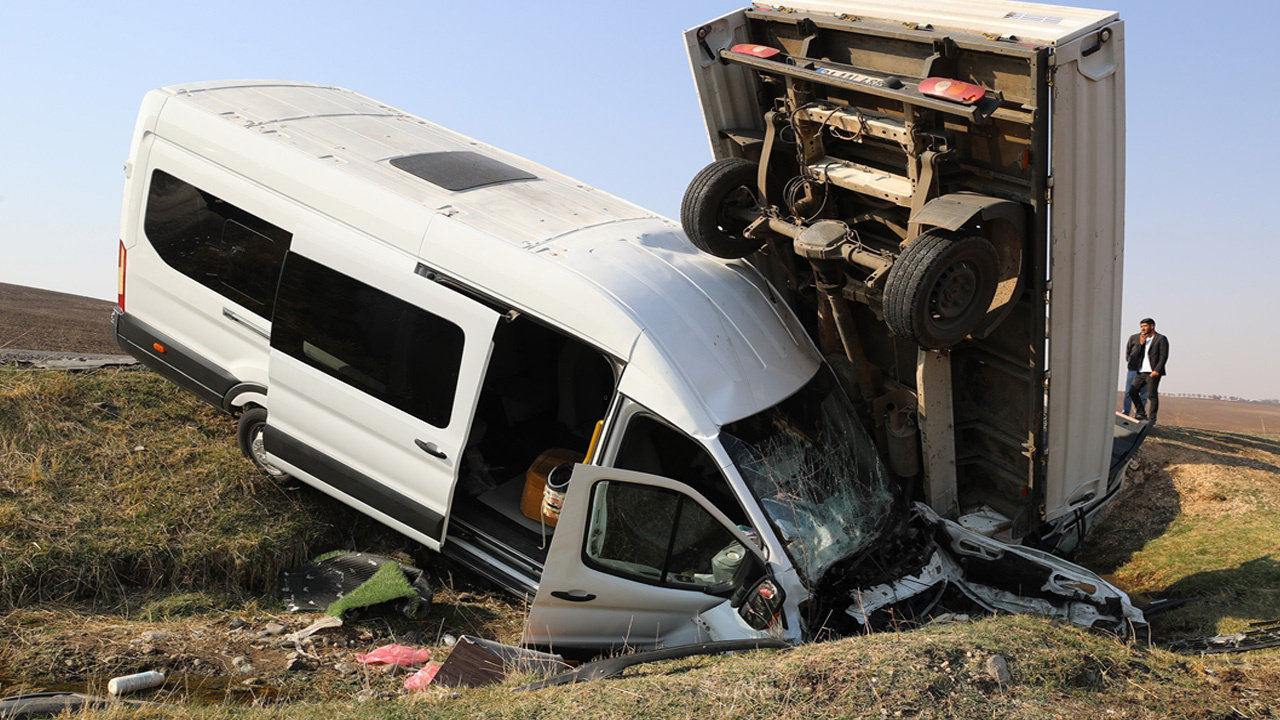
left=143, top=169, right=291, bottom=318
left=271, top=253, right=464, bottom=428
left=584, top=480, right=744, bottom=592
left=613, top=415, right=747, bottom=526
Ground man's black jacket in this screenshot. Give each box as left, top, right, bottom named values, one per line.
left=1125, top=332, right=1169, bottom=375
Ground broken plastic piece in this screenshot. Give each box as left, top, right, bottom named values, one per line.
left=518, top=639, right=791, bottom=691
left=403, top=664, right=441, bottom=690
left=281, top=552, right=433, bottom=619
left=354, top=644, right=432, bottom=666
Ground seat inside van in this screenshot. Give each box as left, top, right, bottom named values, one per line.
left=451, top=316, right=615, bottom=563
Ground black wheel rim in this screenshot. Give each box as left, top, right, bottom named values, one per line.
left=930, top=261, right=979, bottom=321
left=715, top=184, right=756, bottom=236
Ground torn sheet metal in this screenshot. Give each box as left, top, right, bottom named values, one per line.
left=839, top=504, right=1144, bottom=635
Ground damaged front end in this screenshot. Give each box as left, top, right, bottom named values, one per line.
left=807, top=503, right=1144, bottom=638
left=722, top=364, right=1144, bottom=641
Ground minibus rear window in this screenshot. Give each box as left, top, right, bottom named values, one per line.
left=143, top=169, right=291, bottom=318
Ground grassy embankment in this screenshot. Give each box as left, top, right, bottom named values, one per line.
left=1, top=366, right=1279, bottom=718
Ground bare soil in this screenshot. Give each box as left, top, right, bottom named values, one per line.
left=0, top=283, right=119, bottom=355
left=1118, top=391, right=1280, bottom=437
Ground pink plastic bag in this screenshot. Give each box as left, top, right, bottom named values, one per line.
left=403, top=664, right=440, bottom=690
left=354, top=644, right=432, bottom=666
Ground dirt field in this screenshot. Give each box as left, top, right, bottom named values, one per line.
left=1117, top=392, right=1280, bottom=438
left=0, top=282, right=118, bottom=355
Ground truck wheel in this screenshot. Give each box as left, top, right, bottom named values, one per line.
left=883, top=230, right=998, bottom=349
left=680, top=158, right=766, bottom=258
left=236, top=407, right=294, bottom=484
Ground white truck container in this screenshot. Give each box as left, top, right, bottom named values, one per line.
left=680, top=0, right=1139, bottom=553
left=113, top=54, right=1140, bottom=649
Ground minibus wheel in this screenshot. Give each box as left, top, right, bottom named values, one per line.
left=236, top=407, right=295, bottom=485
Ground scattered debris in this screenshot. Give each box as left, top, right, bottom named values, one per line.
left=1169, top=619, right=1280, bottom=654
left=354, top=644, right=432, bottom=667
left=0, top=692, right=128, bottom=718
left=403, top=664, right=441, bottom=691
left=985, top=655, right=1012, bottom=686
left=1141, top=598, right=1193, bottom=617
left=0, top=349, right=137, bottom=370
left=106, top=670, right=165, bottom=696
left=354, top=688, right=394, bottom=703
left=281, top=552, right=432, bottom=619
left=275, top=615, right=343, bottom=650
left=518, top=639, right=791, bottom=692
left=434, top=636, right=568, bottom=688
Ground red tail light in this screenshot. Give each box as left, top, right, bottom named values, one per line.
left=117, top=240, right=127, bottom=311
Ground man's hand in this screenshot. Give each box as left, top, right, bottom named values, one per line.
left=1151, top=371, right=1160, bottom=378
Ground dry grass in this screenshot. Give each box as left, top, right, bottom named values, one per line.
left=0, top=366, right=372, bottom=608
left=1077, top=426, right=1280, bottom=642
left=10, top=616, right=1277, bottom=719
left=3, top=368, right=1280, bottom=718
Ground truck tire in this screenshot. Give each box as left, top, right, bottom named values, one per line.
left=680, top=158, right=766, bottom=258
left=236, top=407, right=294, bottom=484
left=883, top=229, right=998, bottom=349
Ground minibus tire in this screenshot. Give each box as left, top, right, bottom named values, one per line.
left=236, top=407, right=294, bottom=484
left=883, top=230, right=998, bottom=349
left=681, top=158, right=766, bottom=258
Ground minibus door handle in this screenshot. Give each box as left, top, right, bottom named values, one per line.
left=550, top=590, right=597, bottom=603
left=414, top=439, right=447, bottom=459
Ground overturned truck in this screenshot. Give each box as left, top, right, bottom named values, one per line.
left=682, top=0, right=1139, bottom=557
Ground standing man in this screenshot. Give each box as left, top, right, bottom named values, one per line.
left=1125, top=318, right=1168, bottom=423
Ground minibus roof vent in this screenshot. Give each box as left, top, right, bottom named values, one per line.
left=389, top=151, right=536, bottom=192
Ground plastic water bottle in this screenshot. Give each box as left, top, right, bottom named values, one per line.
left=107, top=670, right=165, bottom=695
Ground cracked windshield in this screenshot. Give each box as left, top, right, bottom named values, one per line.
left=722, top=366, right=893, bottom=583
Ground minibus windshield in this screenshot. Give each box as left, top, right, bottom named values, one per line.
left=721, top=366, right=894, bottom=583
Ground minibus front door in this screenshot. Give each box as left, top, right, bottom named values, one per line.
left=524, top=465, right=778, bottom=650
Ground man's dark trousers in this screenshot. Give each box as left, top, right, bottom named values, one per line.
left=1129, top=373, right=1161, bottom=423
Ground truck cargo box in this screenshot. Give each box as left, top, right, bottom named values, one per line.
left=682, top=0, right=1129, bottom=548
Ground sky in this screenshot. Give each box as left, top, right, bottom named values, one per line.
left=1, top=1, right=1276, bottom=400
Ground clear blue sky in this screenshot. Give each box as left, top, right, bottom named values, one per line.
left=2, top=1, right=1276, bottom=400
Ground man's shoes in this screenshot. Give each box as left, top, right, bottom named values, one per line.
left=1135, top=414, right=1148, bottom=421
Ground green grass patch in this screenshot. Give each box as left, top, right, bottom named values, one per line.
left=1078, top=427, right=1280, bottom=641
